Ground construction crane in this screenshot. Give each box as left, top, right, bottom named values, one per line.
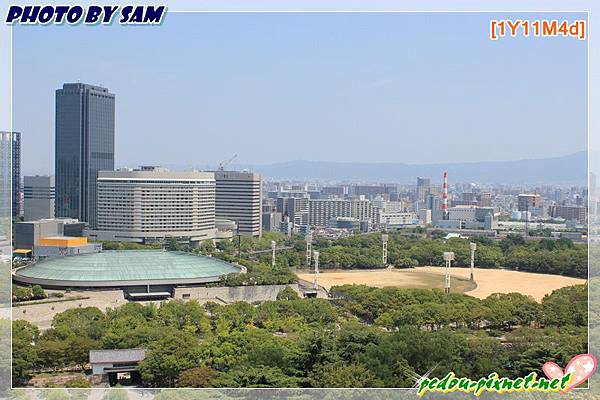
left=218, top=154, right=238, bottom=171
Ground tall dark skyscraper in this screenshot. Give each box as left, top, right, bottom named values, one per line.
left=55, top=83, right=115, bottom=228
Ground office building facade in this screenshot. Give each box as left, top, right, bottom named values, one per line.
left=15, top=218, right=85, bottom=250
left=90, top=168, right=216, bottom=243
left=548, top=204, right=588, bottom=224
left=12, top=131, right=21, bottom=217
left=308, top=199, right=374, bottom=227
left=24, top=175, right=55, bottom=221
left=517, top=194, right=541, bottom=211
left=0, top=131, right=22, bottom=217
left=55, top=83, right=115, bottom=228
left=0, top=132, right=13, bottom=218
left=378, top=211, right=417, bottom=227
left=276, top=196, right=309, bottom=227
left=215, top=171, right=262, bottom=236
left=416, top=177, right=430, bottom=202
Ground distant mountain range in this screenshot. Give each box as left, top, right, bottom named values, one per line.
left=161, top=151, right=588, bottom=185
left=240, top=151, right=588, bottom=185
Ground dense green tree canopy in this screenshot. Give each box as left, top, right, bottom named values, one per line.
left=13, top=281, right=587, bottom=388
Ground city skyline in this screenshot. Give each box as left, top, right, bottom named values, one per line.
left=13, top=12, right=587, bottom=176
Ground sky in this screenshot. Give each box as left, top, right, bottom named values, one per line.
left=12, top=12, right=588, bottom=175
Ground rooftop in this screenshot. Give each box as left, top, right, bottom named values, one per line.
left=39, top=236, right=80, bottom=240
left=14, top=250, right=240, bottom=283
left=89, top=348, right=146, bottom=364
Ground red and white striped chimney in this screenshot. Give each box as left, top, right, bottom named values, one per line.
left=442, top=171, right=449, bottom=220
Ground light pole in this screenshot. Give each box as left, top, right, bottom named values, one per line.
left=271, top=240, right=277, bottom=269
left=382, top=234, right=388, bottom=266
left=443, top=251, right=455, bottom=294
left=312, top=250, right=320, bottom=291
left=306, top=233, right=312, bottom=268
left=236, top=224, right=241, bottom=263
left=469, top=242, right=477, bottom=281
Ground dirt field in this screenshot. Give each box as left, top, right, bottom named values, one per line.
left=298, top=267, right=586, bottom=302
left=298, top=269, right=476, bottom=294
left=421, top=267, right=586, bottom=301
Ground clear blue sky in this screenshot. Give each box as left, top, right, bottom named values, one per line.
left=13, top=12, right=587, bottom=175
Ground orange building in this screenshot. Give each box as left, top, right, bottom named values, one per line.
left=38, top=236, right=88, bottom=247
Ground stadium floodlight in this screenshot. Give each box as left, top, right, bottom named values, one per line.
left=306, top=233, right=312, bottom=268
left=469, top=242, right=477, bottom=281
left=382, top=234, right=389, bottom=265
left=312, top=250, right=320, bottom=290
left=271, top=240, right=277, bottom=269
left=443, top=251, right=455, bottom=294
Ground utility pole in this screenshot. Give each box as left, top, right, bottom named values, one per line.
left=312, top=250, right=320, bottom=291
left=469, top=242, right=477, bottom=281
left=305, top=233, right=312, bottom=267
left=382, top=234, right=388, bottom=265
left=443, top=251, right=454, bottom=294
left=271, top=240, right=277, bottom=269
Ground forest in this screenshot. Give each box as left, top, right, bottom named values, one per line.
left=13, top=284, right=587, bottom=388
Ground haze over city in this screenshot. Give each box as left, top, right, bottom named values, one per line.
left=13, top=12, right=587, bottom=176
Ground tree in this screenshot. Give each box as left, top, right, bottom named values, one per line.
left=501, top=234, right=526, bottom=252
left=309, top=362, right=383, bottom=388
left=12, top=320, right=39, bottom=385
left=65, top=336, right=101, bottom=369
left=12, top=285, right=33, bottom=302
left=139, top=330, right=201, bottom=387
left=166, top=238, right=182, bottom=252
left=156, top=300, right=210, bottom=336
left=276, top=286, right=300, bottom=301
left=51, top=307, right=106, bottom=340
left=31, top=285, right=46, bottom=299
left=515, top=344, right=567, bottom=377
left=35, top=339, right=69, bottom=371
left=210, top=302, right=257, bottom=334
left=176, top=366, right=216, bottom=388
left=199, top=240, right=216, bottom=255
left=393, top=258, right=418, bottom=269
left=430, top=230, right=447, bottom=240
left=335, top=321, right=381, bottom=363
left=541, top=284, right=587, bottom=327
left=211, top=366, right=300, bottom=388
left=482, top=293, right=540, bottom=328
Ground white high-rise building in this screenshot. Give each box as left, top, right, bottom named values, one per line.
left=215, top=171, right=262, bottom=237
left=90, top=167, right=216, bottom=244
left=24, top=175, right=55, bottom=221
left=308, top=199, right=374, bottom=227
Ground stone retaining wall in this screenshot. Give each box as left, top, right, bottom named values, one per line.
left=173, top=284, right=302, bottom=304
